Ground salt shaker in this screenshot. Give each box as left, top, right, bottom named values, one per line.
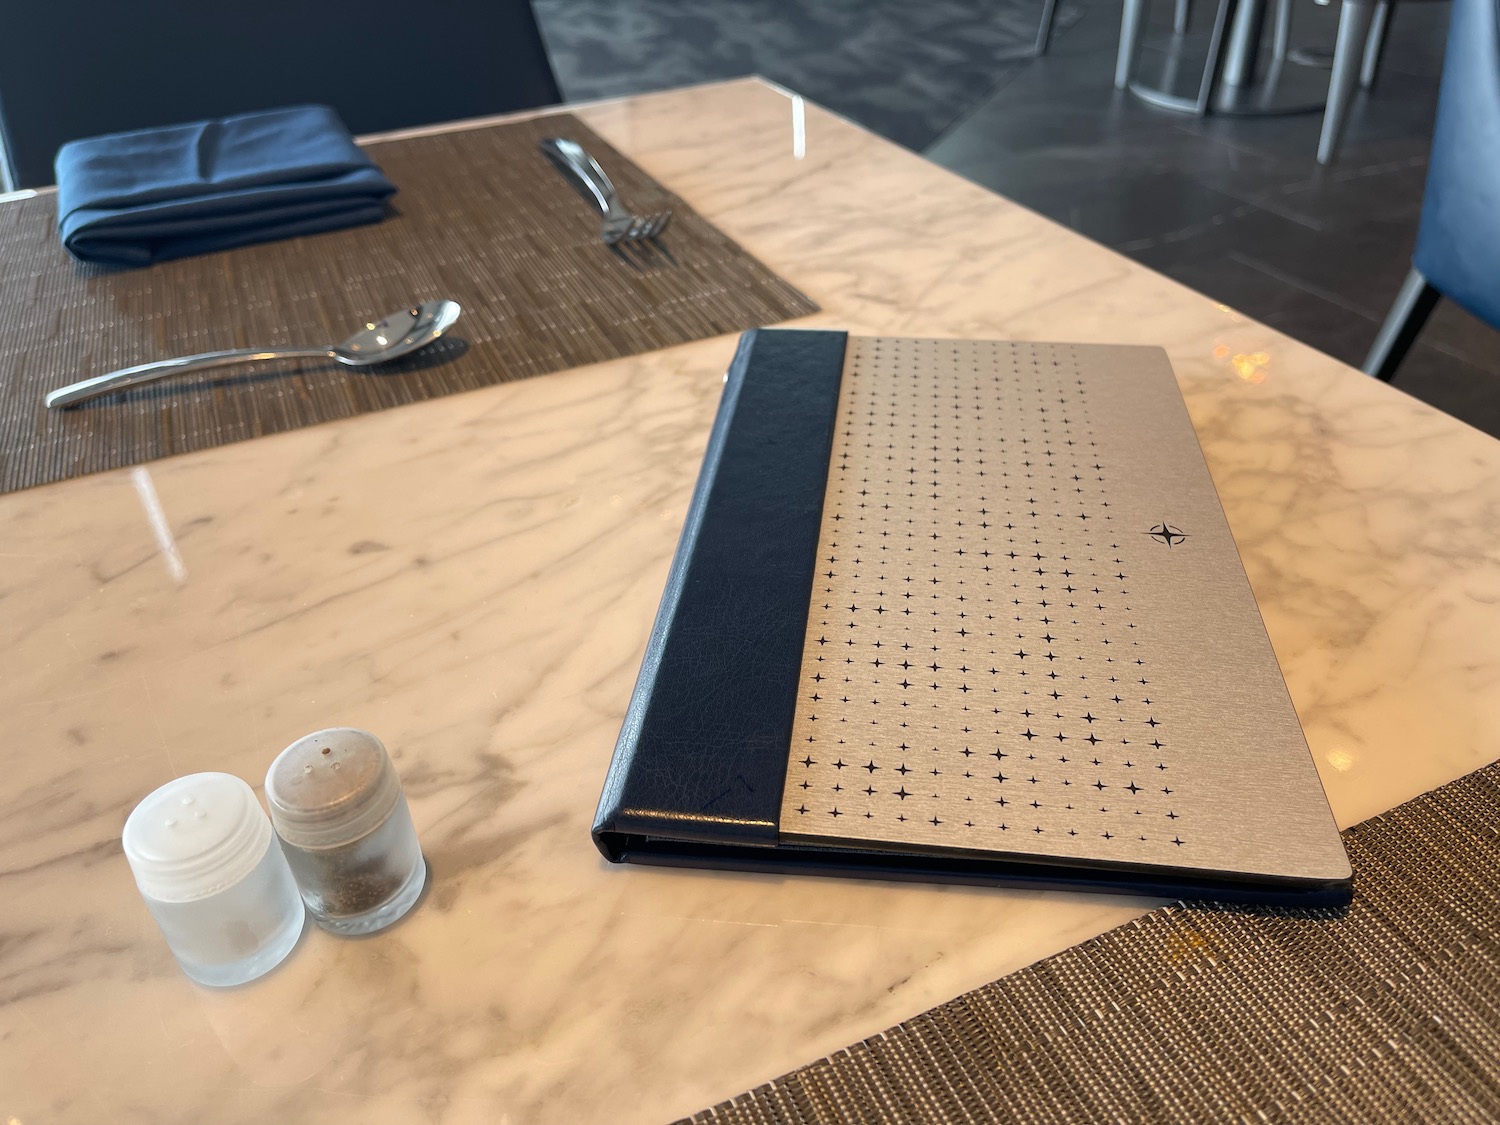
left=265, top=728, right=426, bottom=935
left=122, top=772, right=305, bottom=987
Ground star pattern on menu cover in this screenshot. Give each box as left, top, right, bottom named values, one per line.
left=1147, top=522, right=1188, bottom=548
left=783, top=339, right=1186, bottom=856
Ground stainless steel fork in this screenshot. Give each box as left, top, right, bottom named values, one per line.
left=539, top=137, right=671, bottom=245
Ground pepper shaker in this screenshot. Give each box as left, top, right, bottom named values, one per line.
left=265, top=728, right=426, bottom=935
left=122, top=772, right=305, bottom=987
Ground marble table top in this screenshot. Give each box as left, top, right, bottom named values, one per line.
left=2, top=78, right=1497, bottom=1125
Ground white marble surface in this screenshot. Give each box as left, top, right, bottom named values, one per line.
left=2, top=78, right=1497, bottom=1125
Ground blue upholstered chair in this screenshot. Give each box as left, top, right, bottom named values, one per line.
left=1315, top=0, right=1395, bottom=164
left=0, top=0, right=561, bottom=190
left=1364, top=0, right=1500, bottom=380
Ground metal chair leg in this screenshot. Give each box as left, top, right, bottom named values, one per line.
left=1195, top=0, right=1242, bottom=113
left=1117, top=0, right=1149, bottom=88
left=1272, top=0, right=1294, bottom=63
left=1318, top=0, right=1377, bottom=164
left=1360, top=0, right=1393, bottom=87
left=1174, top=0, right=1193, bottom=34
left=1363, top=268, right=1441, bottom=382
left=0, top=125, right=15, bottom=194
left=1036, top=0, right=1060, bottom=55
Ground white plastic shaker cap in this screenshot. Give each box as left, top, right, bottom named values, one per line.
left=122, top=772, right=274, bottom=903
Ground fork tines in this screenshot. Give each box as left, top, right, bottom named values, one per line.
left=605, top=210, right=672, bottom=245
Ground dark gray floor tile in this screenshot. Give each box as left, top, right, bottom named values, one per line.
left=1416, top=297, right=1500, bottom=373
left=1131, top=204, right=1414, bottom=314
left=1233, top=158, right=1429, bottom=234
left=1388, top=343, right=1500, bottom=439
left=1155, top=253, right=1384, bottom=362
left=1031, top=167, right=1261, bottom=248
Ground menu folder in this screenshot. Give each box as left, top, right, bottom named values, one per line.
left=593, top=328, right=1353, bottom=906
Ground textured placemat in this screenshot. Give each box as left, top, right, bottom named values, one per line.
left=0, top=113, right=816, bottom=494
left=688, top=761, right=1500, bottom=1124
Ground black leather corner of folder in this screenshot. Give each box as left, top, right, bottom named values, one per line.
left=593, top=327, right=849, bottom=858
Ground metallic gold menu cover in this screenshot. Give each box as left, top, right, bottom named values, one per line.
left=779, top=337, right=1349, bottom=885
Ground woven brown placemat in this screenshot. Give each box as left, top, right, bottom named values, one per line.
left=0, top=114, right=816, bottom=494
left=688, top=762, right=1500, bottom=1124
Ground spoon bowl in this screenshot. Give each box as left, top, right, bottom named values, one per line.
left=45, top=299, right=463, bottom=409
left=333, top=300, right=464, bottom=365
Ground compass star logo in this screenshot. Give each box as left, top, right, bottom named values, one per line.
left=1146, top=521, right=1188, bottom=548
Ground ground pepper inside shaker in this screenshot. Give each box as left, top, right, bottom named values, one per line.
left=265, top=728, right=426, bottom=935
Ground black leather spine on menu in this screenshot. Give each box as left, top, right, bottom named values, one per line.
left=594, top=327, right=848, bottom=852
left=592, top=329, right=1351, bottom=907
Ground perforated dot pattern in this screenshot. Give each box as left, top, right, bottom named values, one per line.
left=780, top=338, right=1194, bottom=861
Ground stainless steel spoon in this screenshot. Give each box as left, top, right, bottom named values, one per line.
left=45, top=299, right=463, bottom=409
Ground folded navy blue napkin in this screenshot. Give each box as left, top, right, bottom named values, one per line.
left=55, top=105, right=397, bottom=267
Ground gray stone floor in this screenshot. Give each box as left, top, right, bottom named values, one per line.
left=533, top=0, right=1064, bottom=151
left=536, top=0, right=1500, bottom=436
